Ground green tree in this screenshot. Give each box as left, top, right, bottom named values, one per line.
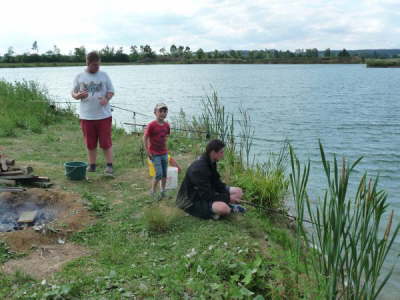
left=184, top=46, right=191, bottom=59
left=338, top=48, right=350, bottom=57
left=324, top=48, right=331, bottom=57
left=129, top=45, right=139, bottom=61
left=195, top=48, right=205, bottom=60
left=170, top=44, right=177, bottom=57
left=32, top=41, right=38, bottom=54
left=74, top=46, right=86, bottom=62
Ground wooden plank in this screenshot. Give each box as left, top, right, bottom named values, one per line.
left=0, top=187, right=24, bottom=192
left=6, top=159, right=15, bottom=166
left=0, top=158, right=8, bottom=172
left=0, top=175, right=36, bottom=180
left=9, top=166, right=34, bottom=174
left=34, top=176, right=50, bottom=182
left=31, top=182, right=53, bottom=188
left=0, top=178, right=16, bottom=186
left=0, top=170, right=24, bottom=176
left=17, top=211, right=38, bottom=223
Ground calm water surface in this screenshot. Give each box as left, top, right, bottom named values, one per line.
left=1, top=64, right=399, bottom=299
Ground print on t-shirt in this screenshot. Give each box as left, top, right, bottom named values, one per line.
left=80, top=81, right=103, bottom=96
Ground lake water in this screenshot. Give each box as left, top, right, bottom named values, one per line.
left=0, top=64, right=399, bottom=298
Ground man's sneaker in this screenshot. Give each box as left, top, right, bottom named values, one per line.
left=104, top=166, right=113, bottom=176
left=230, top=204, right=246, bottom=214
left=160, top=190, right=167, bottom=199
left=87, top=164, right=96, bottom=172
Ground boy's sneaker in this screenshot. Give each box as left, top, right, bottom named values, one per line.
left=160, top=190, right=167, bottom=199
left=230, top=204, right=246, bottom=214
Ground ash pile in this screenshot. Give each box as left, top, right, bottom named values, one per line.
left=0, top=191, right=56, bottom=232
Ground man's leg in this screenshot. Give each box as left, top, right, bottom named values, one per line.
left=88, top=149, right=97, bottom=165
left=103, top=147, right=113, bottom=164
left=99, top=117, right=113, bottom=174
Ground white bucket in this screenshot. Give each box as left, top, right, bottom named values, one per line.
left=165, top=166, right=178, bottom=190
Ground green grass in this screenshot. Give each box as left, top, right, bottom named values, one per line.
left=0, top=82, right=313, bottom=299
left=0, top=80, right=74, bottom=137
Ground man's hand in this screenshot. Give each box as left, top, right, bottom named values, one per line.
left=98, top=96, right=109, bottom=106
left=74, top=90, right=88, bottom=100
left=229, top=186, right=243, bottom=203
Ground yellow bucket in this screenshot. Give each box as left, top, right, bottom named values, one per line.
left=147, top=155, right=171, bottom=177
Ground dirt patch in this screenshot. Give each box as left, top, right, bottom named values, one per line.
left=0, top=188, right=93, bottom=252
left=1, top=243, right=90, bottom=279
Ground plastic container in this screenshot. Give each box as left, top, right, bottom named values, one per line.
left=165, top=167, right=178, bottom=190
left=64, top=161, right=87, bottom=180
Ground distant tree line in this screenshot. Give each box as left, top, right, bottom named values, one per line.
left=1, top=41, right=399, bottom=65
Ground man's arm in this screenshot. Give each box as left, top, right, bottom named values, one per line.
left=189, top=166, right=229, bottom=204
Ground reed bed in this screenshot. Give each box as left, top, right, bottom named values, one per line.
left=290, top=142, right=400, bottom=299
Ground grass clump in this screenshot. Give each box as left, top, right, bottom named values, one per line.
left=142, top=204, right=180, bottom=233
left=0, top=241, right=17, bottom=264
left=0, top=80, right=74, bottom=137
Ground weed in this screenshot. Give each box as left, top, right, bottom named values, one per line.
left=142, top=204, right=179, bottom=233
left=82, top=191, right=111, bottom=217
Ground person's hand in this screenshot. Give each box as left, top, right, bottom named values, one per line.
left=77, top=90, right=88, bottom=100
left=230, top=186, right=243, bottom=203
left=98, top=96, right=109, bottom=106
left=147, top=153, right=153, bottom=160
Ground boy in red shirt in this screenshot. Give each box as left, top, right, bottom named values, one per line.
left=143, top=103, right=170, bottom=199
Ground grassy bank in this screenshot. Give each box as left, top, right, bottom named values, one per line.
left=1, top=81, right=398, bottom=299
left=0, top=82, right=317, bottom=299
left=366, top=58, right=400, bottom=67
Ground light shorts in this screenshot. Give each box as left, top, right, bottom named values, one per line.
left=151, top=153, right=168, bottom=180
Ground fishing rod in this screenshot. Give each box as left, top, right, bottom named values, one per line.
left=240, top=200, right=318, bottom=226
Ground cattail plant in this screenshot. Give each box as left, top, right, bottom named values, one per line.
left=289, top=141, right=400, bottom=300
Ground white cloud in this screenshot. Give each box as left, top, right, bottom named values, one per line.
left=1, top=0, right=399, bottom=55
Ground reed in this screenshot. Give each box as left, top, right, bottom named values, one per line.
left=289, top=141, right=400, bottom=299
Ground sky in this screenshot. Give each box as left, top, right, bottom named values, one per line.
left=1, top=0, right=399, bottom=55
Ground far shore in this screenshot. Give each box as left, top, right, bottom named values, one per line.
left=0, top=58, right=363, bottom=68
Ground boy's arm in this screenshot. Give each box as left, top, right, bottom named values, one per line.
left=143, top=134, right=152, bottom=159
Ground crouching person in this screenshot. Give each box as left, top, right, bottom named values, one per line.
left=176, top=139, right=245, bottom=219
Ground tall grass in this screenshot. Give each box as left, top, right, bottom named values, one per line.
left=289, top=142, right=400, bottom=299
left=0, top=80, right=73, bottom=137
left=171, top=89, right=289, bottom=212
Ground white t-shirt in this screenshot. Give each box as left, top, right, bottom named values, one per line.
left=72, top=70, right=115, bottom=120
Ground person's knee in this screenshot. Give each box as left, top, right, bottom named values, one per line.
left=212, top=202, right=231, bottom=216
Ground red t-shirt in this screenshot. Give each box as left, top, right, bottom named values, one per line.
left=145, top=120, right=170, bottom=155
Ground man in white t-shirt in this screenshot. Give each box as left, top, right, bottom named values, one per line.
left=71, top=51, right=115, bottom=175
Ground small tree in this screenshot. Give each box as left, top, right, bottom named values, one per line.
left=32, top=41, right=38, bottom=54
left=324, top=48, right=331, bottom=57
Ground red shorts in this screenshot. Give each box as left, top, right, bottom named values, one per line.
left=80, top=117, right=112, bottom=150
